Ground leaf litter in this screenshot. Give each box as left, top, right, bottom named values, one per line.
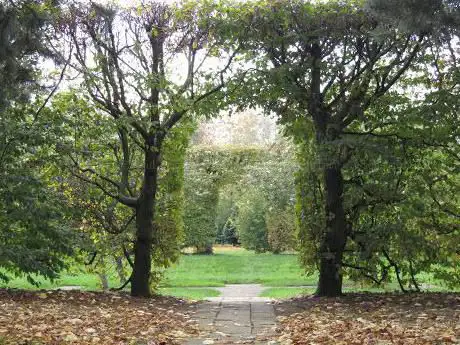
left=274, top=293, right=459, bottom=345
left=0, top=289, right=198, bottom=345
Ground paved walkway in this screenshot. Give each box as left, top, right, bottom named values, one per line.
left=208, top=284, right=273, bottom=303
left=184, top=285, right=278, bottom=345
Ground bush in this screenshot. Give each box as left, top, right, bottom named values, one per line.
left=266, top=207, right=297, bottom=253
left=236, top=192, right=270, bottom=253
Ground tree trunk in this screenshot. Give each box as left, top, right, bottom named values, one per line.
left=98, top=273, right=109, bottom=290
left=196, top=243, right=213, bottom=255
left=131, top=147, right=160, bottom=297
left=316, top=166, right=347, bottom=296
left=98, top=256, right=109, bottom=290
left=308, top=39, right=347, bottom=297
left=115, top=256, right=126, bottom=285
left=204, top=243, right=213, bottom=254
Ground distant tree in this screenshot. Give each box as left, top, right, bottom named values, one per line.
left=236, top=141, right=297, bottom=253
left=266, top=208, right=296, bottom=254
left=183, top=147, right=263, bottom=253
left=183, top=150, right=219, bottom=254
left=183, top=140, right=297, bottom=254
left=215, top=188, right=238, bottom=245
left=236, top=191, right=270, bottom=253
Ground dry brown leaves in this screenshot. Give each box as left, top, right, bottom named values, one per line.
left=0, top=289, right=198, bottom=345
left=275, top=293, right=459, bottom=345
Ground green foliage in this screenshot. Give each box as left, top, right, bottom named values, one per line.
left=0, top=0, right=57, bottom=110
left=224, top=0, right=459, bottom=292
left=236, top=142, right=298, bottom=253
left=236, top=190, right=270, bottom=253
left=215, top=189, right=238, bottom=245
left=152, top=121, right=194, bottom=273
left=46, top=91, right=194, bottom=288
left=266, top=207, right=296, bottom=254
left=183, top=142, right=297, bottom=254
left=296, top=87, right=460, bottom=290
left=0, top=103, right=77, bottom=285
left=0, top=0, right=76, bottom=285
left=183, top=146, right=265, bottom=252
left=366, top=0, right=459, bottom=34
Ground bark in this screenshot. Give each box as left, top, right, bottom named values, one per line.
left=98, top=256, right=109, bottom=290
left=131, top=147, right=160, bottom=297
left=115, top=256, right=126, bottom=285
left=196, top=243, right=214, bottom=255
left=308, top=40, right=347, bottom=296
left=98, top=273, right=109, bottom=290
left=316, top=166, right=347, bottom=297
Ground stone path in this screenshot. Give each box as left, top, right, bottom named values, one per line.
left=55, top=286, right=82, bottom=290
left=184, top=285, right=278, bottom=345
left=208, top=284, right=272, bottom=303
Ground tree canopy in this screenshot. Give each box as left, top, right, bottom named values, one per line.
left=0, top=0, right=458, bottom=298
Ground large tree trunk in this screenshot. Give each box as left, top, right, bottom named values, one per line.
left=316, top=166, right=347, bottom=296
left=131, top=148, right=160, bottom=297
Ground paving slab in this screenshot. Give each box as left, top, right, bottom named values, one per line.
left=182, top=284, right=279, bottom=345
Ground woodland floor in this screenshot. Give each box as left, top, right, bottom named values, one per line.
left=0, top=289, right=198, bottom=345
left=274, top=292, right=459, bottom=345
left=0, top=289, right=458, bottom=345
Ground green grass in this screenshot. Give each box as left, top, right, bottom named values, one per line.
left=260, top=284, right=458, bottom=300
left=161, top=246, right=316, bottom=287
left=1, top=246, right=455, bottom=300
left=0, top=247, right=315, bottom=291
left=0, top=271, right=120, bottom=290
left=260, top=287, right=315, bottom=298
left=158, top=287, right=220, bottom=300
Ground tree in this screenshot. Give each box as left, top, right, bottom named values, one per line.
left=266, top=208, right=296, bottom=254
left=0, top=0, right=77, bottom=285
left=230, top=0, right=457, bottom=295
left=0, top=0, right=56, bottom=110
left=236, top=190, right=270, bottom=253
left=0, top=104, right=77, bottom=285
left=215, top=187, right=238, bottom=245
left=236, top=141, right=297, bottom=253
left=183, top=141, right=297, bottom=254
left=53, top=1, right=243, bottom=296
left=183, top=146, right=264, bottom=253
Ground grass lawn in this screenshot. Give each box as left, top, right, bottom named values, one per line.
left=162, top=246, right=316, bottom=287
left=261, top=287, right=315, bottom=298
left=1, top=246, right=454, bottom=300
left=259, top=284, right=453, bottom=299
left=0, top=271, right=119, bottom=291
left=159, top=287, right=220, bottom=299
left=0, top=246, right=314, bottom=288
